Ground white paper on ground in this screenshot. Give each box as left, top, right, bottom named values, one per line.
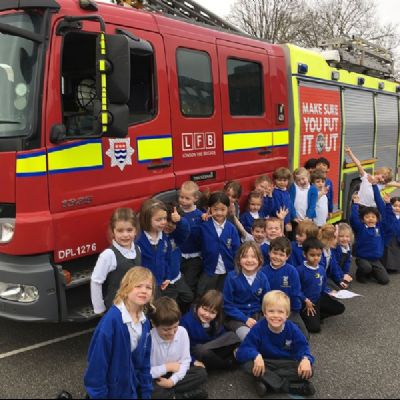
left=330, top=290, right=362, bottom=299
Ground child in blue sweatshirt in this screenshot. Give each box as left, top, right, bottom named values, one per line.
left=350, top=183, right=390, bottom=285
left=254, top=175, right=274, bottom=217
left=236, top=291, right=315, bottom=397
left=382, top=195, right=400, bottom=272
left=193, top=192, right=241, bottom=296
left=332, top=223, right=354, bottom=278
left=262, top=237, right=308, bottom=338
left=163, top=203, right=194, bottom=312
left=298, top=238, right=345, bottom=334
left=224, top=242, right=271, bottom=341
left=181, top=290, right=241, bottom=370
left=240, top=191, right=266, bottom=233
left=84, top=267, right=154, bottom=399
left=289, top=221, right=319, bottom=268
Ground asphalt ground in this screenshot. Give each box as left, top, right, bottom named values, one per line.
left=1, top=264, right=400, bottom=399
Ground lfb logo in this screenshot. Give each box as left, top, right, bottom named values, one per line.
left=182, top=132, right=216, bottom=151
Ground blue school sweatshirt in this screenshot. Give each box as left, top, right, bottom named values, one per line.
left=297, top=262, right=327, bottom=304
left=260, top=242, right=270, bottom=266
left=289, top=184, right=318, bottom=220
left=332, top=246, right=352, bottom=275
left=84, top=306, right=152, bottom=399
left=240, top=210, right=266, bottom=234
left=261, top=263, right=302, bottom=312
left=383, top=203, right=400, bottom=245
left=326, top=177, right=334, bottom=213
left=180, top=209, right=203, bottom=254
left=272, top=188, right=294, bottom=225
left=181, top=309, right=226, bottom=349
left=350, top=205, right=384, bottom=260
left=223, top=271, right=271, bottom=322
left=192, top=219, right=240, bottom=276
left=320, top=250, right=344, bottom=285
left=235, top=319, right=314, bottom=365
left=136, top=232, right=170, bottom=286
left=167, top=218, right=191, bottom=281
left=262, top=196, right=274, bottom=218
left=289, top=241, right=304, bottom=268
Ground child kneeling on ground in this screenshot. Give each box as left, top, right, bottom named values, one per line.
left=150, top=297, right=208, bottom=399
left=235, top=291, right=315, bottom=397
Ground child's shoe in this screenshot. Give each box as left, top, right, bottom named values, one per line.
left=288, top=381, right=316, bottom=396
left=255, top=381, right=268, bottom=397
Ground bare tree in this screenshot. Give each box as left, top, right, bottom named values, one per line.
left=227, top=0, right=307, bottom=43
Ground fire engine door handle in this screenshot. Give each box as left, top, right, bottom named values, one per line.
left=259, top=149, right=273, bottom=156
left=147, top=162, right=172, bottom=170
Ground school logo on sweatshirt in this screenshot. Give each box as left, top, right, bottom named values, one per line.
left=106, top=138, right=134, bottom=171
left=284, top=340, right=292, bottom=350
left=170, top=239, right=177, bottom=251
left=256, top=288, right=263, bottom=297
left=226, top=238, right=232, bottom=249
left=282, top=276, right=290, bottom=288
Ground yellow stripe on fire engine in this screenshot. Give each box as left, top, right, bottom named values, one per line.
left=224, top=130, right=289, bottom=152
left=48, top=140, right=103, bottom=174
left=16, top=151, right=47, bottom=177
left=137, top=136, right=173, bottom=163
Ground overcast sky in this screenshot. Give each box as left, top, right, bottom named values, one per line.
left=198, top=0, right=400, bottom=25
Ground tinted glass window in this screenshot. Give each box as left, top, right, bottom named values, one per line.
left=177, top=49, right=213, bottom=117
left=228, top=58, right=264, bottom=116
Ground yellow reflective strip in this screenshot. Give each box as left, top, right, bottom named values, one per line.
left=100, top=34, right=106, bottom=55
left=224, top=132, right=273, bottom=152
left=273, top=130, right=289, bottom=146
left=99, top=60, right=106, bottom=72
left=137, top=137, right=172, bottom=162
left=48, top=143, right=103, bottom=172
left=16, top=155, right=47, bottom=174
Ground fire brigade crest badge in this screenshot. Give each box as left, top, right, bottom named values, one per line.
left=106, top=139, right=134, bottom=171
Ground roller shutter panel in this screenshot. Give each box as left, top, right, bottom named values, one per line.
left=376, top=95, right=399, bottom=175
left=343, top=89, right=375, bottom=161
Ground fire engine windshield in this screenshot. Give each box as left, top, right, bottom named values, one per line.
left=0, top=12, right=41, bottom=138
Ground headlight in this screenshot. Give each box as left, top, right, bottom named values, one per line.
left=0, top=218, right=15, bottom=243
left=0, top=282, right=39, bottom=303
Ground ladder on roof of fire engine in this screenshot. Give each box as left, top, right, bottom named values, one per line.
left=119, top=0, right=241, bottom=33
left=318, top=36, right=395, bottom=79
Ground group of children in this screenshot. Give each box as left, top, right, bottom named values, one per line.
left=84, top=149, right=400, bottom=399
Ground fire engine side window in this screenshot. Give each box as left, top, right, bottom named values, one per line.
left=176, top=48, right=213, bottom=117
left=227, top=58, right=264, bottom=116
left=61, top=32, right=97, bottom=137
left=127, top=47, right=156, bottom=125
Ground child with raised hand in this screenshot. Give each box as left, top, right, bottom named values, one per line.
left=345, top=147, right=393, bottom=207
left=289, top=220, right=319, bottom=268
left=136, top=199, right=171, bottom=297
left=310, top=169, right=330, bottom=227
left=193, top=192, right=241, bottom=296
left=289, top=167, right=318, bottom=223
left=236, top=291, right=315, bottom=397
left=298, top=238, right=345, bottom=334
left=318, top=224, right=352, bottom=289
left=178, top=181, right=204, bottom=295
left=262, top=237, right=308, bottom=338
left=85, top=267, right=154, bottom=399
left=163, top=203, right=194, bottom=311
left=224, top=242, right=271, bottom=341
left=91, top=208, right=141, bottom=315
left=350, top=181, right=390, bottom=284
left=262, top=216, right=287, bottom=265
left=333, top=223, right=354, bottom=278
left=315, top=157, right=334, bottom=215
left=223, top=180, right=243, bottom=220
left=271, top=167, right=295, bottom=232
left=181, top=290, right=241, bottom=371
left=254, top=175, right=274, bottom=217
left=240, top=190, right=266, bottom=233
left=150, top=297, right=208, bottom=400
left=382, top=195, right=400, bottom=272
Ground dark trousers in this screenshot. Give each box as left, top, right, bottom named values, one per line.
left=355, top=258, right=390, bottom=285
left=181, top=257, right=203, bottom=296
left=162, top=277, right=194, bottom=312
left=193, top=343, right=238, bottom=370
left=243, top=359, right=312, bottom=393
left=197, top=272, right=227, bottom=297
left=301, top=293, right=345, bottom=334
left=289, top=311, right=309, bottom=340
left=152, top=366, right=207, bottom=399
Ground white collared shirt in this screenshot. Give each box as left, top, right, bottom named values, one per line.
left=294, top=184, right=310, bottom=220
left=91, top=241, right=139, bottom=314
left=341, top=245, right=350, bottom=253
left=116, top=302, right=146, bottom=352
left=243, top=272, right=257, bottom=286
left=323, top=248, right=331, bottom=268
left=250, top=211, right=260, bottom=219
left=150, top=326, right=191, bottom=385
left=144, top=230, right=163, bottom=246
left=213, top=218, right=227, bottom=275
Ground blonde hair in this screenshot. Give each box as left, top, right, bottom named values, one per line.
left=262, top=290, right=291, bottom=316
left=376, top=167, right=393, bottom=184
left=337, top=223, right=354, bottom=245
left=114, top=267, right=156, bottom=312
left=296, top=220, right=319, bottom=238
left=180, top=181, right=200, bottom=196
left=318, top=224, right=336, bottom=248
left=293, top=167, right=310, bottom=180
